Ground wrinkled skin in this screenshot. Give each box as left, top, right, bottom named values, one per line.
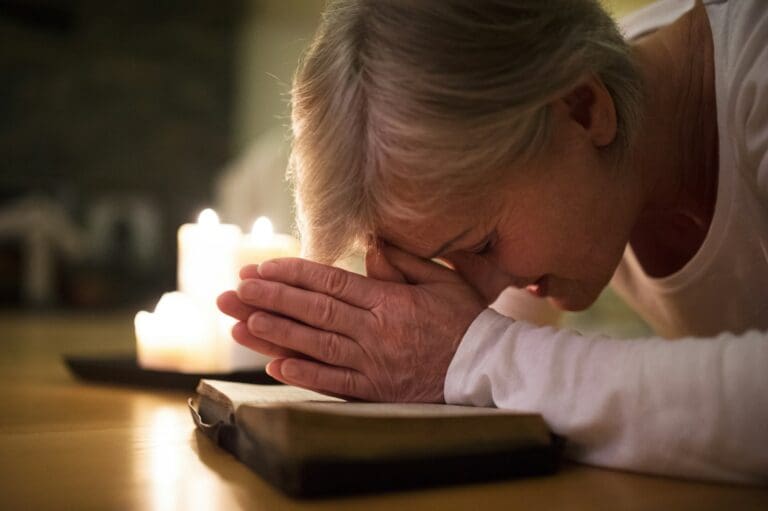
left=217, top=245, right=486, bottom=402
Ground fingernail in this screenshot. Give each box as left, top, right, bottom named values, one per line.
left=265, top=360, right=279, bottom=378
left=258, top=260, right=278, bottom=276
left=281, top=359, right=299, bottom=379
left=239, top=264, right=259, bottom=278
left=237, top=279, right=258, bottom=299
left=247, top=312, right=267, bottom=334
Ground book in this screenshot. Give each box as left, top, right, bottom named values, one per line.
left=189, top=379, right=562, bottom=498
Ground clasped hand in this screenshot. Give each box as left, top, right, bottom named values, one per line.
left=217, top=245, right=492, bottom=402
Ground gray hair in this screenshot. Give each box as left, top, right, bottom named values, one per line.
left=290, top=0, right=642, bottom=263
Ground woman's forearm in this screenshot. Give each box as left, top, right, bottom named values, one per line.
left=444, top=309, right=768, bottom=484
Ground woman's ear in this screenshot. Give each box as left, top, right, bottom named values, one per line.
left=560, top=74, right=617, bottom=148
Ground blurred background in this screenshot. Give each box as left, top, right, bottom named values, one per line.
left=0, top=0, right=652, bottom=336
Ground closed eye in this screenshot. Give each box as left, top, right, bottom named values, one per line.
left=471, top=232, right=496, bottom=256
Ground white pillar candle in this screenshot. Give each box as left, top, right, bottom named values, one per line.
left=237, top=216, right=301, bottom=269
left=175, top=208, right=246, bottom=371
left=135, top=292, right=222, bottom=373
left=229, top=216, right=301, bottom=370
left=135, top=211, right=302, bottom=374
left=177, top=208, right=242, bottom=301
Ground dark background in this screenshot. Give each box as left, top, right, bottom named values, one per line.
left=0, top=0, right=242, bottom=308
left=0, top=0, right=649, bottom=338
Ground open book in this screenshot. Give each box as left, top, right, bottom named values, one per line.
left=189, top=379, right=562, bottom=498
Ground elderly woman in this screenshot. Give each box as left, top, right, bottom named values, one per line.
left=218, top=0, right=768, bottom=484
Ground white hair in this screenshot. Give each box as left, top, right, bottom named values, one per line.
left=290, top=0, right=642, bottom=263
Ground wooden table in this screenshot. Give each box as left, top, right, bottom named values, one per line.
left=1, top=312, right=766, bottom=510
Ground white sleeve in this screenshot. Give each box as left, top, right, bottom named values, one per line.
left=444, top=309, right=768, bottom=485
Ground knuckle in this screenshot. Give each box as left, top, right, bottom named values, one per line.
left=262, top=281, right=281, bottom=305
left=319, top=332, right=343, bottom=363
left=283, top=258, right=299, bottom=280
left=373, top=288, right=410, bottom=318
left=315, top=296, right=337, bottom=326
left=342, top=370, right=357, bottom=396
left=324, top=268, right=348, bottom=296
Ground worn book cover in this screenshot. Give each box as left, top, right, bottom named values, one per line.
left=189, top=379, right=562, bottom=498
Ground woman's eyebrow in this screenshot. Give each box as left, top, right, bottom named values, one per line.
left=427, top=227, right=473, bottom=259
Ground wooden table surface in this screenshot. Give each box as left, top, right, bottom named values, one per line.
left=1, top=311, right=766, bottom=511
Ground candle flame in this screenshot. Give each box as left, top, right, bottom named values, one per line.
left=250, top=216, right=274, bottom=242
left=154, top=291, right=192, bottom=316
left=197, top=208, right=219, bottom=226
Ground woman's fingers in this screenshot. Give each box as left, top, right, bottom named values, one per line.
left=257, top=258, right=382, bottom=309
left=365, top=247, right=407, bottom=283
left=380, top=244, right=458, bottom=285
left=239, top=264, right=261, bottom=280
left=217, top=290, right=255, bottom=322
left=237, top=277, right=369, bottom=337
left=266, top=358, right=377, bottom=401
left=231, top=321, right=302, bottom=359
left=246, top=311, right=365, bottom=369
left=440, top=251, right=511, bottom=304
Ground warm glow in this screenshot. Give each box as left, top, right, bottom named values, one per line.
left=134, top=291, right=216, bottom=372
left=136, top=209, right=291, bottom=373
left=147, top=406, right=182, bottom=511
left=197, top=208, right=219, bottom=226
left=250, top=216, right=274, bottom=243
left=154, top=291, right=192, bottom=318
left=130, top=401, right=224, bottom=511
left=179, top=209, right=240, bottom=303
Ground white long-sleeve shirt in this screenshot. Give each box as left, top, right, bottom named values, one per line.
left=444, top=0, right=768, bottom=484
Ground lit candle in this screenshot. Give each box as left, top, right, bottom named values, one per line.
left=229, top=216, right=301, bottom=370
left=177, top=208, right=242, bottom=301
left=137, top=208, right=243, bottom=373
left=135, top=292, right=221, bottom=372
left=237, top=216, right=301, bottom=270
left=135, top=211, right=301, bottom=374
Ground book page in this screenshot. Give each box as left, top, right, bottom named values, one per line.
left=198, top=380, right=342, bottom=410
left=198, top=380, right=529, bottom=418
